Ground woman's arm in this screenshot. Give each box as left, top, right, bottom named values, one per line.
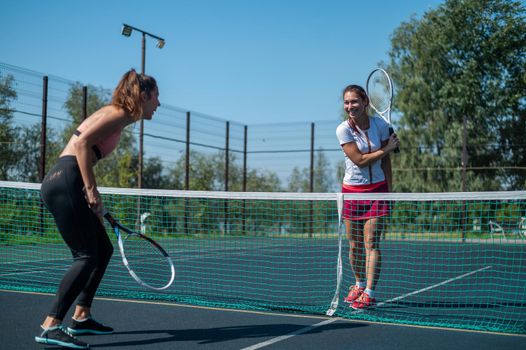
left=381, top=141, right=393, bottom=191
left=341, top=134, right=398, bottom=168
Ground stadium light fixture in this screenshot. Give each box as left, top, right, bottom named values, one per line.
left=121, top=24, right=132, bottom=37
left=120, top=23, right=165, bottom=49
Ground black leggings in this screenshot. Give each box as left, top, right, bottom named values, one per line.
left=41, top=156, right=113, bottom=320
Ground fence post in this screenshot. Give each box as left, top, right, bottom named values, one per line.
left=184, top=111, right=190, bottom=235
left=82, top=86, right=88, bottom=120
left=225, top=121, right=230, bottom=191
left=309, top=123, right=315, bottom=237
left=39, top=76, right=48, bottom=182
left=461, top=114, right=468, bottom=242
left=310, top=122, right=314, bottom=192
left=185, top=111, right=191, bottom=190
left=224, top=121, right=230, bottom=235
left=243, top=125, right=247, bottom=192
left=242, top=125, right=247, bottom=235
left=39, top=76, right=49, bottom=236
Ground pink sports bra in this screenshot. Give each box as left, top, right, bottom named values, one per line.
left=73, top=125, right=121, bottom=160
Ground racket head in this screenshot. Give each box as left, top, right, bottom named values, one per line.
left=105, top=212, right=175, bottom=291
left=366, top=68, right=394, bottom=123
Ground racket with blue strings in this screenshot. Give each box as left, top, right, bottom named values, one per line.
left=104, top=210, right=175, bottom=291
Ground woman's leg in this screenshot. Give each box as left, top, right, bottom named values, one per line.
left=74, top=219, right=114, bottom=318
left=363, top=217, right=383, bottom=291
left=40, top=158, right=101, bottom=324
left=346, top=219, right=365, bottom=283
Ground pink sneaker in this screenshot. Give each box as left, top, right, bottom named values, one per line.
left=343, top=285, right=365, bottom=303
left=351, top=292, right=376, bottom=310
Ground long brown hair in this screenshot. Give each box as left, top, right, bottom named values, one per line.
left=111, top=69, right=157, bottom=121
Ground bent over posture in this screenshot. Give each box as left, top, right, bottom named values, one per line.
left=35, top=69, right=160, bottom=349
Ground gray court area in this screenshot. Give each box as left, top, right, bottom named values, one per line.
left=2, top=289, right=525, bottom=350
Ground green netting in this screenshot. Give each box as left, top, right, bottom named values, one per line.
left=0, top=181, right=525, bottom=334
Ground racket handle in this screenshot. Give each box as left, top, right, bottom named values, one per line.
left=102, top=208, right=117, bottom=227
left=389, top=127, right=400, bottom=154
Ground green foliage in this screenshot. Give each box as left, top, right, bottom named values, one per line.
left=287, top=150, right=334, bottom=192
left=64, top=84, right=110, bottom=123
left=387, top=0, right=526, bottom=191
left=142, top=156, right=172, bottom=189
left=168, top=150, right=282, bottom=191
left=0, top=74, right=18, bottom=179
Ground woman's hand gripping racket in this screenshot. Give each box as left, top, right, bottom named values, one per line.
left=366, top=68, right=400, bottom=153
left=103, top=209, right=175, bottom=291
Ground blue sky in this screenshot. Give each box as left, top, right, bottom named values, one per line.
left=1, top=0, right=444, bottom=125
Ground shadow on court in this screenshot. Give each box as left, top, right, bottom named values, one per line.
left=2, top=289, right=525, bottom=350
left=87, top=322, right=364, bottom=348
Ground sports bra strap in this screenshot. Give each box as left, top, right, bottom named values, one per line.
left=73, top=130, right=103, bottom=160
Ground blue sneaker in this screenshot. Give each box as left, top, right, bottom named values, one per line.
left=35, top=325, right=89, bottom=349
left=68, top=317, right=114, bottom=335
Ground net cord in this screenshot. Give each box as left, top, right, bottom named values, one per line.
left=2, top=181, right=525, bottom=201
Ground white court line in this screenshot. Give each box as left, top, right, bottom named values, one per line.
left=0, top=263, right=70, bottom=278
left=240, top=266, right=493, bottom=350
left=0, top=269, right=48, bottom=277
left=372, top=265, right=493, bottom=309
left=241, top=318, right=337, bottom=350
left=0, top=256, right=70, bottom=265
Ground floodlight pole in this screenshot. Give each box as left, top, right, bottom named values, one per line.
left=139, top=32, right=145, bottom=190
left=121, top=23, right=165, bottom=189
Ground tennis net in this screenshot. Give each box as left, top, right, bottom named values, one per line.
left=0, top=181, right=525, bottom=334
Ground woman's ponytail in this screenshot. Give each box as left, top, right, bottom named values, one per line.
left=111, top=69, right=157, bottom=120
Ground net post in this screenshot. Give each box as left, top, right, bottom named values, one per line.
left=326, top=192, right=344, bottom=316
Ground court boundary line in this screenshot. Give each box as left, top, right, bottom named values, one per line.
left=0, top=286, right=524, bottom=340
left=240, top=265, right=495, bottom=350
left=0, top=266, right=526, bottom=344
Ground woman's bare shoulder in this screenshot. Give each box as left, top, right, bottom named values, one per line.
left=91, top=105, right=131, bottom=125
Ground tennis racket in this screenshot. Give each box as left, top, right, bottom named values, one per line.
left=104, top=210, right=175, bottom=291
left=366, top=68, right=400, bottom=153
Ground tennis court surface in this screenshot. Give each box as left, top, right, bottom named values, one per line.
left=2, top=289, right=525, bottom=349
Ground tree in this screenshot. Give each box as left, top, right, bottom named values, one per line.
left=0, top=74, right=63, bottom=182
left=287, top=150, right=334, bottom=192
left=0, top=74, right=18, bottom=180
left=168, top=150, right=282, bottom=191
left=142, top=156, right=172, bottom=189
left=11, top=126, right=62, bottom=182
left=387, top=0, right=526, bottom=191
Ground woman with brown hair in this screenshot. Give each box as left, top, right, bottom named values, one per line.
left=35, top=69, right=160, bottom=349
left=336, top=84, right=399, bottom=310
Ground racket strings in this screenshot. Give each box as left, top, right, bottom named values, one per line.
left=367, top=71, right=391, bottom=113
left=122, top=234, right=173, bottom=289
